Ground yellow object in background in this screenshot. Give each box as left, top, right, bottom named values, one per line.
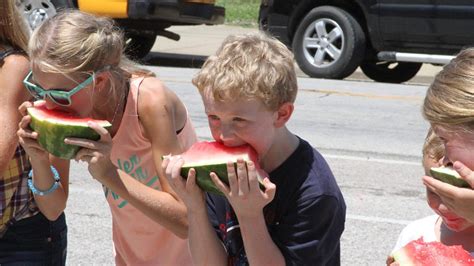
left=77, top=0, right=128, bottom=18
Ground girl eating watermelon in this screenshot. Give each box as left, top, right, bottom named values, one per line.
left=387, top=49, right=474, bottom=265
left=0, top=1, right=68, bottom=265
left=17, top=10, right=197, bottom=265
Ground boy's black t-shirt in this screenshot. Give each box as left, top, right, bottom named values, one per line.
left=206, top=137, right=346, bottom=266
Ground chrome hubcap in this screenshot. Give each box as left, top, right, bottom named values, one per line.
left=302, top=18, right=344, bottom=68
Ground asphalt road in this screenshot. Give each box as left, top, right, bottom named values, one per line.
left=65, top=65, right=433, bottom=265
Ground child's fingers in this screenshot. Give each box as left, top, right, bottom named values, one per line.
left=422, top=175, right=457, bottom=199
left=226, top=161, right=238, bottom=196
left=186, top=168, right=200, bottom=190
left=87, top=121, right=112, bottom=143
left=210, top=172, right=230, bottom=195
left=236, top=159, right=249, bottom=195
left=18, top=115, right=32, bottom=130
left=18, top=101, right=33, bottom=116
left=262, top=177, right=276, bottom=200
left=453, top=161, right=474, bottom=188
left=246, top=161, right=259, bottom=191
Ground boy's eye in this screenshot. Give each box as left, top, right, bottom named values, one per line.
left=208, top=115, right=220, bottom=121
left=233, top=117, right=246, bottom=122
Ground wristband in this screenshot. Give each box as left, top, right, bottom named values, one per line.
left=28, top=166, right=61, bottom=196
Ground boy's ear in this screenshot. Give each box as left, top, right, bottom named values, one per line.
left=274, top=102, right=294, bottom=128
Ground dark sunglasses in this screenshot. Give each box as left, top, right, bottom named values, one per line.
left=23, top=71, right=94, bottom=106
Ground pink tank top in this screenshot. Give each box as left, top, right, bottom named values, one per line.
left=107, top=77, right=197, bottom=265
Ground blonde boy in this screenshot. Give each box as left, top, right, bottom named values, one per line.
left=163, top=32, right=346, bottom=265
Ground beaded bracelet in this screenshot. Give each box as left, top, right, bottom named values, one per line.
left=27, top=166, right=61, bottom=196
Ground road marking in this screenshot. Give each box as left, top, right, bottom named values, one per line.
left=304, top=88, right=423, bottom=102
left=347, top=214, right=411, bottom=225
left=324, top=154, right=421, bottom=166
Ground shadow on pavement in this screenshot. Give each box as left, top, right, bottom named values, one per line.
left=141, top=52, right=207, bottom=68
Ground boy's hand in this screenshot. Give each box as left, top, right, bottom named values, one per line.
left=162, top=155, right=206, bottom=211
left=65, top=121, right=115, bottom=180
left=423, top=161, right=474, bottom=223
left=17, top=101, right=49, bottom=162
left=211, top=158, right=276, bottom=218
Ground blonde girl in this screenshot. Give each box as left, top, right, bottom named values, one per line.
left=1, top=1, right=68, bottom=265
left=421, top=48, right=474, bottom=249
left=17, top=10, right=197, bottom=265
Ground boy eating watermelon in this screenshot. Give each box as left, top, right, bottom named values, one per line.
left=163, top=32, right=346, bottom=265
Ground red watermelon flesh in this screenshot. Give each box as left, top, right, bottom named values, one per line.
left=27, top=101, right=112, bottom=159
left=393, top=237, right=474, bottom=266
left=174, top=141, right=268, bottom=195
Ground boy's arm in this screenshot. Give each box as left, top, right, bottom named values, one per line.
left=239, top=212, right=285, bottom=266
left=188, top=207, right=228, bottom=265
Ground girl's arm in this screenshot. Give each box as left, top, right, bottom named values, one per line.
left=89, top=77, right=192, bottom=238
left=30, top=155, right=70, bottom=220
left=0, top=54, right=30, bottom=174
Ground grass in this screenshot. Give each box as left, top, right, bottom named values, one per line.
left=216, top=0, right=260, bottom=27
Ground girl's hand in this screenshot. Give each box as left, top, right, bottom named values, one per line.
left=17, top=101, right=49, bottom=162
left=65, top=121, right=115, bottom=180
left=211, top=159, right=276, bottom=219
left=423, top=161, right=474, bottom=223
left=162, top=156, right=206, bottom=210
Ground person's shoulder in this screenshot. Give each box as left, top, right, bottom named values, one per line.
left=2, top=52, right=29, bottom=71
left=136, top=76, right=175, bottom=109
left=392, top=215, right=438, bottom=253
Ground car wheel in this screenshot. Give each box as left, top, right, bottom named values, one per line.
left=292, top=6, right=365, bottom=79
left=125, top=34, right=157, bottom=60
left=16, top=0, right=73, bottom=34
left=360, top=61, right=422, bottom=83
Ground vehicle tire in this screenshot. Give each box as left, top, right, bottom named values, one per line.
left=16, top=0, right=73, bottom=33
left=360, top=61, right=422, bottom=83
left=292, top=6, right=365, bottom=79
left=125, top=34, right=157, bottom=60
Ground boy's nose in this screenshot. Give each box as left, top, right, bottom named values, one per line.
left=218, top=124, right=235, bottom=143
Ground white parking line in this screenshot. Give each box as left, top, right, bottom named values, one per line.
left=347, top=214, right=411, bottom=225
left=324, top=154, right=421, bottom=166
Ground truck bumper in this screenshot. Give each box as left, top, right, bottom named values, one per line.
left=128, top=0, right=225, bottom=25
left=259, top=3, right=290, bottom=46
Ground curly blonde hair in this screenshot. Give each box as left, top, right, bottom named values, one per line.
left=193, top=32, right=297, bottom=111
left=423, top=48, right=474, bottom=133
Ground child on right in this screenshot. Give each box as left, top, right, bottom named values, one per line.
left=386, top=132, right=474, bottom=262
left=163, top=32, right=346, bottom=265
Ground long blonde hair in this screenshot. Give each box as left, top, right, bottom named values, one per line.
left=423, top=48, right=474, bottom=133
left=28, top=10, right=153, bottom=103
left=0, top=1, right=29, bottom=51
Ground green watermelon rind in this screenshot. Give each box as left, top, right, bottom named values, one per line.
left=430, top=167, right=469, bottom=188
left=28, top=108, right=112, bottom=160
left=180, top=162, right=265, bottom=196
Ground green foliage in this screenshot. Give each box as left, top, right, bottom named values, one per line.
left=216, top=0, right=260, bottom=27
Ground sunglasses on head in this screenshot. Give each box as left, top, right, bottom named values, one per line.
left=23, top=71, right=95, bottom=106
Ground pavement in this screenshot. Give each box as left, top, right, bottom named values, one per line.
left=151, top=24, right=443, bottom=85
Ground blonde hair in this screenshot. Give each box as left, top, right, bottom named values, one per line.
left=0, top=1, right=29, bottom=51
left=423, top=48, right=474, bottom=133
left=422, top=128, right=444, bottom=163
left=192, top=32, right=297, bottom=111
left=28, top=10, right=153, bottom=102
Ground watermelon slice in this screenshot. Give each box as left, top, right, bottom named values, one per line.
left=27, top=101, right=112, bottom=160
left=167, top=141, right=267, bottom=195
left=430, top=166, right=470, bottom=188
left=392, top=237, right=474, bottom=266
